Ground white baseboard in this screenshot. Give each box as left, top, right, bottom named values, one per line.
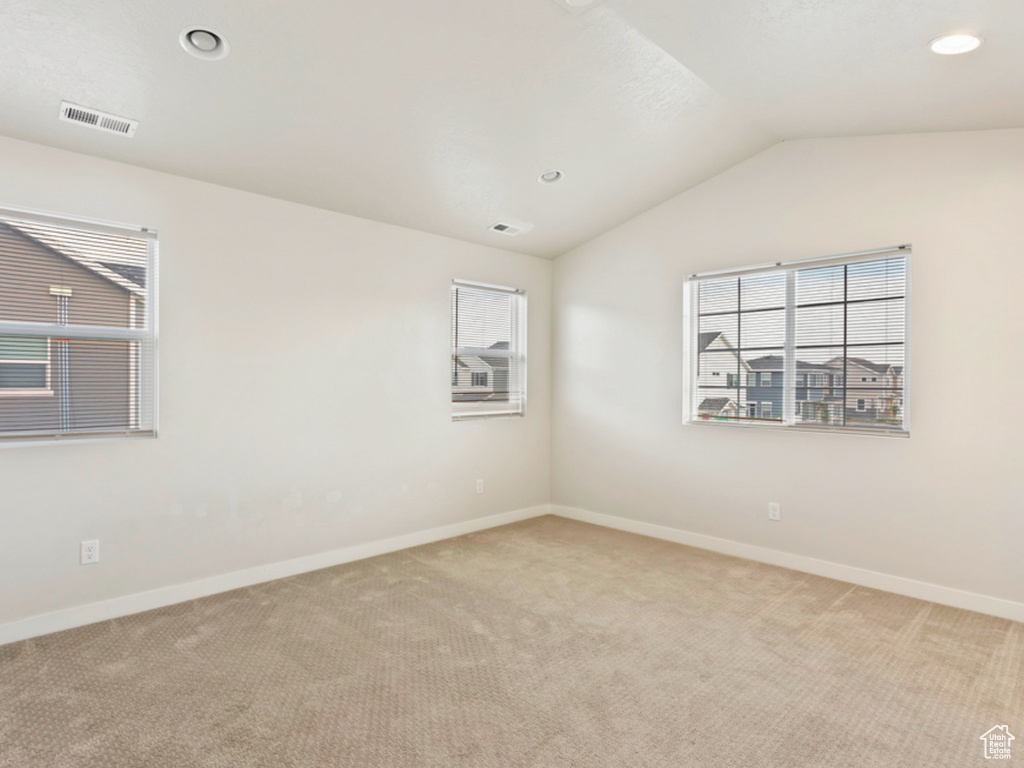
left=0, top=505, right=550, bottom=647
left=552, top=505, right=1024, bottom=624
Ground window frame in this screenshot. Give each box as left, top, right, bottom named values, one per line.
left=451, top=279, right=527, bottom=421
left=683, top=245, right=910, bottom=437
left=0, top=205, right=159, bottom=442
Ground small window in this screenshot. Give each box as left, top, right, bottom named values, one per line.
left=686, top=246, right=908, bottom=434
left=761, top=402, right=773, bottom=419
left=0, top=208, right=157, bottom=441
left=451, top=280, right=526, bottom=419
left=0, top=337, right=52, bottom=395
left=726, top=373, right=738, bottom=388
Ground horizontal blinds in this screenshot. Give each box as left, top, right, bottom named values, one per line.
left=0, top=212, right=156, bottom=440
left=689, top=248, right=907, bottom=434
left=451, top=280, right=526, bottom=419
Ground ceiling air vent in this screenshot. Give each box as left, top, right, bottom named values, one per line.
left=59, top=102, right=138, bottom=138
left=489, top=222, right=523, bottom=236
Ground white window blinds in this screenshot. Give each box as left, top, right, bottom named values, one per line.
left=451, top=280, right=526, bottom=419
left=686, top=247, right=908, bottom=435
left=0, top=208, right=157, bottom=441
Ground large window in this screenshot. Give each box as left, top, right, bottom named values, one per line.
left=451, top=280, right=526, bottom=419
left=0, top=207, right=157, bottom=441
left=686, top=246, right=908, bottom=435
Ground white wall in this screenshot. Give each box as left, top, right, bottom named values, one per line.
left=0, top=135, right=552, bottom=628
left=552, top=129, right=1024, bottom=605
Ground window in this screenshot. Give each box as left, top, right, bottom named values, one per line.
left=726, top=372, right=738, bottom=388
left=685, top=246, right=908, bottom=434
left=0, top=208, right=157, bottom=441
left=0, top=337, right=51, bottom=395
left=451, top=280, right=525, bottom=419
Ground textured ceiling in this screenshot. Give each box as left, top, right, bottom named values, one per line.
left=0, top=0, right=1019, bottom=258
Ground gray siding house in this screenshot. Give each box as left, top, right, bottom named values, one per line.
left=0, top=220, right=143, bottom=434
left=744, top=355, right=844, bottom=423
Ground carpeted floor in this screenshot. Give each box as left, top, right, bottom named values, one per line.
left=1, top=515, right=1020, bottom=767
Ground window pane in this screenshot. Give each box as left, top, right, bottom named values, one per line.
left=698, top=278, right=737, bottom=314
left=847, top=258, right=905, bottom=302
left=740, top=308, right=785, bottom=349
left=0, top=219, right=148, bottom=329
left=847, top=297, right=905, bottom=346
left=452, top=286, right=512, bottom=349
left=796, top=264, right=844, bottom=305
left=740, top=273, right=785, bottom=311
left=795, top=304, right=844, bottom=347
left=0, top=362, right=46, bottom=389
left=0, top=336, right=48, bottom=360
left=842, top=346, right=904, bottom=430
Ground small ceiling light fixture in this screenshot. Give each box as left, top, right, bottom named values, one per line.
left=538, top=169, right=564, bottom=185
left=179, top=27, right=230, bottom=61
left=929, top=33, right=982, bottom=55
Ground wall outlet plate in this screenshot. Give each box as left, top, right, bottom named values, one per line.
left=80, top=539, right=100, bottom=565
left=476, top=479, right=484, bottom=494
left=768, top=502, right=781, bottom=522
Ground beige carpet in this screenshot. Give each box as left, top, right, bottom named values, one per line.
left=1, top=515, right=1020, bottom=767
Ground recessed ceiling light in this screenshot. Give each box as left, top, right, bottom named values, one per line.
left=179, top=27, right=230, bottom=61
left=929, top=33, right=982, bottom=55
left=538, top=169, right=564, bottom=184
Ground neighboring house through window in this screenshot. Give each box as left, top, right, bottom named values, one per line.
left=451, top=280, right=526, bottom=419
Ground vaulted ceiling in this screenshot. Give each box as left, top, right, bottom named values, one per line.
left=0, top=0, right=1020, bottom=258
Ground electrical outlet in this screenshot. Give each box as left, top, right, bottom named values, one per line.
left=475, top=479, right=484, bottom=494
left=768, top=502, right=781, bottom=522
left=80, top=539, right=100, bottom=565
